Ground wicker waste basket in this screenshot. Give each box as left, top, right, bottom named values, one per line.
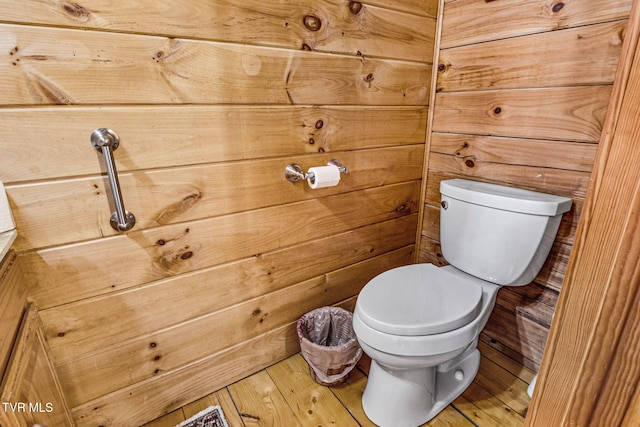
left=296, top=306, right=363, bottom=386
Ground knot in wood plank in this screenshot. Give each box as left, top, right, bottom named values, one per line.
left=61, top=2, right=91, bottom=21
left=303, top=15, right=322, bottom=32
left=348, top=1, right=363, bottom=15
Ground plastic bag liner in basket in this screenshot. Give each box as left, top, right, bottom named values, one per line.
left=296, top=306, right=363, bottom=386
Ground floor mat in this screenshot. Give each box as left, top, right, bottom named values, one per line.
left=174, top=405, right=228, bottom=427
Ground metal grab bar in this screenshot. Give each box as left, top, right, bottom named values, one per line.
left=91, top=128, right=136, bottom=232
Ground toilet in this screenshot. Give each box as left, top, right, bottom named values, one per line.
left=353, top=179, right=572, bottom=427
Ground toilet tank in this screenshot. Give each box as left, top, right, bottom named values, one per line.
left=439, top=179, right=572, bottom=286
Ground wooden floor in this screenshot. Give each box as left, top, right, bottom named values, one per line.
left=142, top=340, right=534, bottom=427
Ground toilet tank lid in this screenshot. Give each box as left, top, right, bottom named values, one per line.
left=440, top=179, right=572, bottom=216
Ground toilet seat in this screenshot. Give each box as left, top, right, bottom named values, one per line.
left=355, top=264, right=483, bottom=336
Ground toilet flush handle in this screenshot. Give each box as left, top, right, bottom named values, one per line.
left=441, top=200, right=448, bottom=210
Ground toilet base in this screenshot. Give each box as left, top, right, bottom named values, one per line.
left=362, top=347, right=480, bottom=427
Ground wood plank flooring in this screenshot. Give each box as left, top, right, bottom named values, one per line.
left=142, top=340, right=534, bottom=427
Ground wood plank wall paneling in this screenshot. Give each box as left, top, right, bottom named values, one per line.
left=11, top=145, right=424, bottom=249
left=41, top=217, right=417, bottom=360
left=26, top=181, right=420, bottom=308
left=0, top=0, right=435, bottom=62
left=526, top=3, right=640, bottom=422
left=57, top=247, right=413, bottom=409
left=441, top=0, right=633, bottom=49
left=439, top=20, right=626, bottom=91
left=0, top=0, right=436, bottom=425
left=1, top=24, right=431, bottom=106
left=0, top=106, right=428, bottom=182
left=433, top=86, right=613, bottom=142
left=0, top=252, right=26, bottom=377
left=418, top=0, right=633, bottom=372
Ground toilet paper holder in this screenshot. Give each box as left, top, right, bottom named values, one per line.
left=285, top=159, right=348, bottom=183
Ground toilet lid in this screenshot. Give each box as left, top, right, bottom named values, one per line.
left=355, top=264, right=483, bottom=336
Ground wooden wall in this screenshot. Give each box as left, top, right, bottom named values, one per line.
left=2, top=0, right=634, bottom=424
left=0, top=1, right=436, bottom=425
left=418, top=0, right=633, bottom=371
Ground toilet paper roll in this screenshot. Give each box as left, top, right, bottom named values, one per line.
left=307, top=165, right=341, bottom=189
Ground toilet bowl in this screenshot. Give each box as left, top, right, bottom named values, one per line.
left=353, top=179, right=572, bottom=427
left=353, top=264, right=498, bottom=427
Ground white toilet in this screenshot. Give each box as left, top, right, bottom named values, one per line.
left=353, top=179, right=572, bottom=427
